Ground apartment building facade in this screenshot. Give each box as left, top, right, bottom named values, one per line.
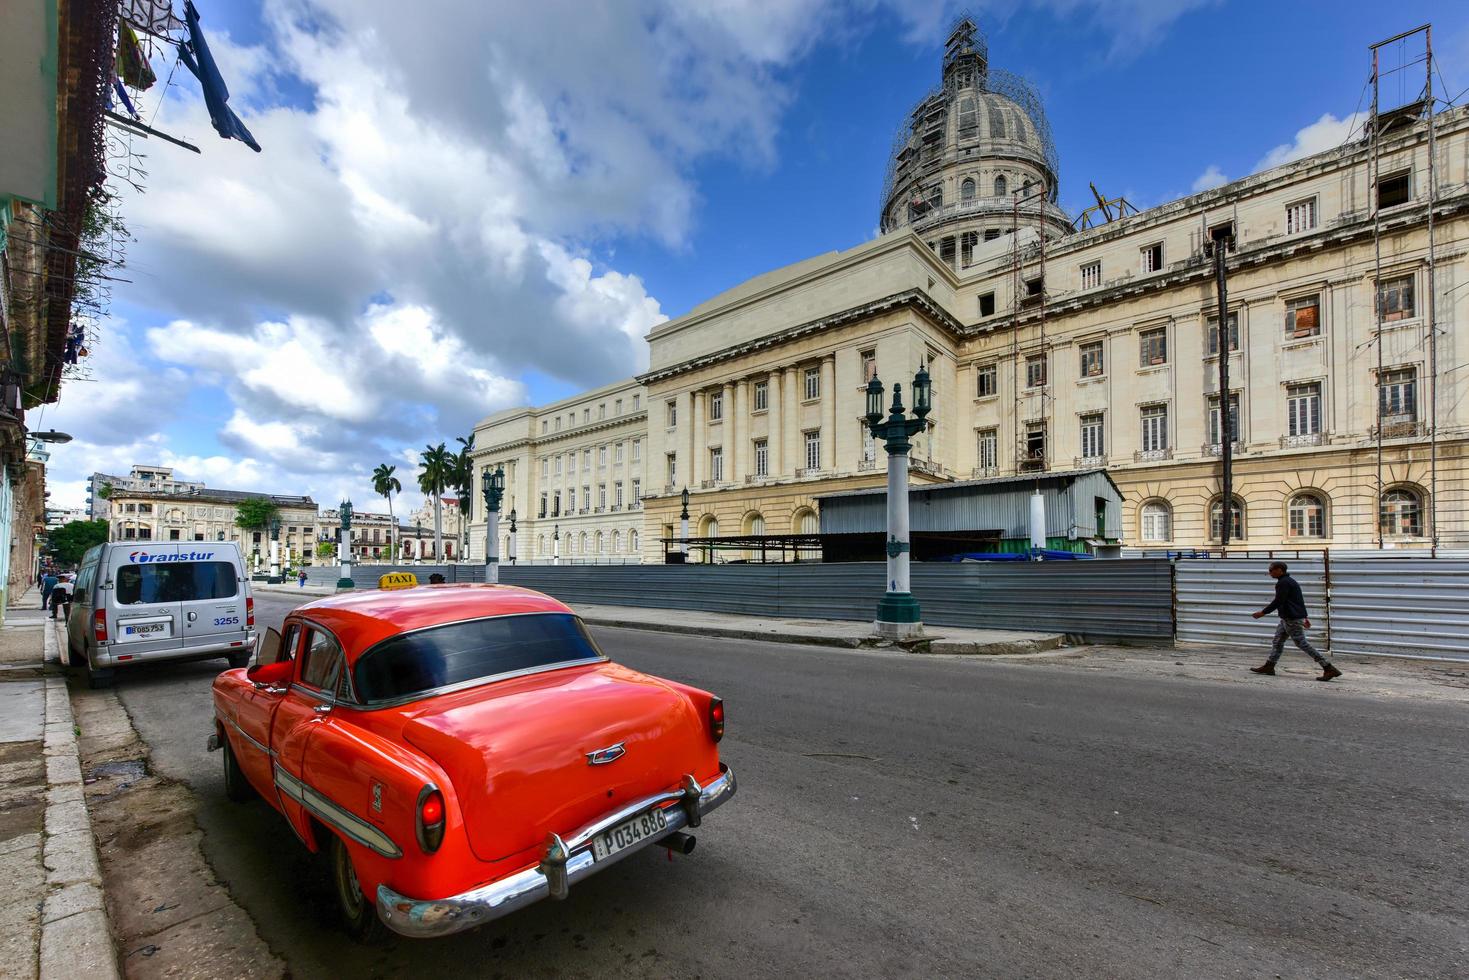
left=106, top=487, right=319, bottom=567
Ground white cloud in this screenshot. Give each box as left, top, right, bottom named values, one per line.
left=1191, top=164, right=1228, bottom=193
left=1255, top=112, right=1365, bottom=171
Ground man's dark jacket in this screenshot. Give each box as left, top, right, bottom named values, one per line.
left=1261, top=574, right=1309, bottom=620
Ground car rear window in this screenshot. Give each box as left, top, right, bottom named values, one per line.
left=115, top=562, right=238, bottom=604
left=353, top=613, right=605, bottom=703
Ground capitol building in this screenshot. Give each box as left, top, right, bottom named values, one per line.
left=471, top=18, right=1467, bottom=561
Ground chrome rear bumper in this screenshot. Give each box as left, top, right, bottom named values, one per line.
left=376, top=764, right=736, bottom=938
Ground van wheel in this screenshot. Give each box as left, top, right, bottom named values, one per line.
left=226, top=651, right=251, bottom=669
left=330, top=835, right=386, bottom=943
left=221, top=735, right=253, bottom=803
left=83, top=657, right=114, bottom=690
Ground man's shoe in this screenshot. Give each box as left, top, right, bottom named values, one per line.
left=1317, top=664, right=1342, bottom=682
left=1250, top=663, right=1276, bottom=675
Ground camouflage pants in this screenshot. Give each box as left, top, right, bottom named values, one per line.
left=1268, top=618, right=1328, bottom=666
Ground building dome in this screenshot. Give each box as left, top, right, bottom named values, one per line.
left=880, top=19, right=1071, bottom=255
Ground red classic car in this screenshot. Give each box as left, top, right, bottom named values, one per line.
left=208, top=584, right=735, bottom=940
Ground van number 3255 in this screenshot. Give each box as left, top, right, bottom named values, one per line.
left=213, top=616, right=240, bottom=626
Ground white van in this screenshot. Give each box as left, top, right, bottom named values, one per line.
left=64, top=542, right=256, bottom=688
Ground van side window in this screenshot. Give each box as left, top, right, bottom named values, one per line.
left=115, top=562, right=238, bottom=604
left=299, top=630, right=344, bottom=691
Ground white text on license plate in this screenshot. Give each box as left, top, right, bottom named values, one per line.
left=592, top=807, right=668, bottom=861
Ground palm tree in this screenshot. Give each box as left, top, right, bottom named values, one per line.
left=453, top=435, right=475, bottom=558
left=372, top=463, right=402, bottom=562
left=418, top=443, right=452, bottom=561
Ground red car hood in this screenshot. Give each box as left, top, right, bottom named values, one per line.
left=402, top=662, right=716, bottom=863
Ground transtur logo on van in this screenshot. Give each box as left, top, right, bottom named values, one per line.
left=128, top=551, right=218, bottom=563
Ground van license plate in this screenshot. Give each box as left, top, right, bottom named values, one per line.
left=591, top=807, right=668, bottom=861
left=123, top=622, right=170, bottom=639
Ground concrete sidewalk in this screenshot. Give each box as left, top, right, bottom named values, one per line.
left=0, top=592, right=118, bottom=979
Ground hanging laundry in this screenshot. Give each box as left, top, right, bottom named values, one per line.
left=112, top=79, right=142, bottom=121
left=117, top=22, right=158, bottom=90
left=177, top=1, right=262, bottom=152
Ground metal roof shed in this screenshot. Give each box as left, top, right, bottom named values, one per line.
left=816, top=469, right=1123, bottom=553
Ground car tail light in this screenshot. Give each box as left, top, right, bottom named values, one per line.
left=416, top=786, right=445, bottom=853
left=246, top=597, right=255, bottom=628
left=93, top=609, right=108, bottom=643
left=709, top=697, right=725, bottom=743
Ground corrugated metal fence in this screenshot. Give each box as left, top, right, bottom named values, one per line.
left=1176, top=557, right=1469, bottom=662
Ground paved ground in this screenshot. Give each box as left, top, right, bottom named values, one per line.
left=98, top=593, right=1467, bottom=978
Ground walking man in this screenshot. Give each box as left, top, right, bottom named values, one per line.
left=1251, top=562, right=1341, bottom=681
left=40, top=570, right=57, bottom=610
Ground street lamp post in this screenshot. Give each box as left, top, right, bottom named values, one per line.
left=481, top=467, right=505, bottom=584
left=553, top=524, right=560, bottom=566
left=677, top=487, right=690, bottom=563
left=508, top=509, right=518, bottom=565
left=267, top=516, right=283, bottom=584
left=336, top=500, right=355, bottom=591
left=864, top=365, right=932, bottom=640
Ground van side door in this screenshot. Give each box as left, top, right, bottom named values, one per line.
left=176, top=552, right=248, bottom=651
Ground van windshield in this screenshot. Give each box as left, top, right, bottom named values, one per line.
left=353, top=613, right=605, bottom=703
left=116, top=562, right=238, bottom=604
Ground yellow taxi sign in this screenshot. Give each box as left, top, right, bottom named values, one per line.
left=378, top=571, right=418, bottom=591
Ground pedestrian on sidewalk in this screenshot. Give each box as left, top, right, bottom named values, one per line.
left=49, top=574, right=72, bottom=620
left=297, top=569, right=307, bottom=588
left=1250, top=562, right=1341, bottom=681
left=40, top=571, right=57, bottom=610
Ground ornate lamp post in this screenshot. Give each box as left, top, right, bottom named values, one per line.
left=864, top=365, right=932, bottom=639
left=481, top=467, right=505, bottom=584
left=336, top=500, right=355, bottom=590
left=267, top=516, right=283, bottom=584
left=677, top=487, right=690, bottom=563
left=507, top=508, right=518, bottom=565
left=553, top=524, right=560, bottom=566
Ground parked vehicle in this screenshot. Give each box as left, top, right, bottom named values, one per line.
left=65, top=542, right=256, bottom=688
left=208, top=584, right=735, bottom=940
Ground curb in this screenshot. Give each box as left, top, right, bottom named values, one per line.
left=39, top=624, right=120, bottom=980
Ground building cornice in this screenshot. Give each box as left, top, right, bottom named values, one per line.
left=474, top=411, right=649, bottom=458
left=638, top=288, right=965, bottom=385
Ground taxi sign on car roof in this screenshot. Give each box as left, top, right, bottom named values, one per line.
left=379, top=571, right=418, bottom=591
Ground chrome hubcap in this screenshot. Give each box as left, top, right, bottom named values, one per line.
left=336, top=844, right=363, bottom=916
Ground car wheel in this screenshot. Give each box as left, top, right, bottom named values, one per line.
left=221, top=734, right=253, bottom=803
left=330, top=834, right=385, bottom=943
left=83, top=655, right=114, bottom=690
left=225, top=651, right=251, bottom=669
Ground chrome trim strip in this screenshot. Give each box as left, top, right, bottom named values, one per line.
left=273, top=764, right=403, bottom=859
left=222, top=712, right=273, bottom=757
left=376, top=764, right=736, bottom=938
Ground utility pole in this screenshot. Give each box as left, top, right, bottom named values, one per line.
left=1207, top=230, right=1235, bottom=549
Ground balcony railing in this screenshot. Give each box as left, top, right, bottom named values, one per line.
left=1134, top=448, right=1172, bottom=463
left=1202, top=441, right=1241, bottom=457
left=857, top=458, right=879, bottom=472
left=1074, top=455, right=1106, bottom=468
left=1374, top=415, right=1422, bottom=439
left=971, top=466, right=999, bottom=479
left=1280, top=432, right=1323, bottom=448
left=910, top=457, right=945, bottom=477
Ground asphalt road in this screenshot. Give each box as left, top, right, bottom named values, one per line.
left=109, top=593, right=1466, bottom=978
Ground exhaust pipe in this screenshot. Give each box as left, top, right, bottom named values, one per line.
left=663, top=831, right=696, bottom=855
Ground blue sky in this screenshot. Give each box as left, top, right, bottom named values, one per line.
left=43, top=0, right=1469, bottom=510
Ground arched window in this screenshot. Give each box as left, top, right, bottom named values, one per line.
left=595, top=531, right=605, bottom=555
left=961, top=178, right=976, bottom=201
left=611, top=530, right=621, bottom=553
left=993, top=175, right=1007, bottom=198
left=537, top=534, right=545, bottom=555
left=1022, top=179, right=1034, bottom=197
left=1287, top=493, right=1327, bottom=538
left=699, top=515, right=719, bottom=538
left=1139, top=500, right=1171, bottom=542
left=1380, top=487, right=1423, bottom=537
left=1209, top=496, right=1246, bottom=542
left=793, top=508, right=818, bottom=535
left=629, top=529, right=639, bottom=553
left=579, top=532, right=588, bottom=556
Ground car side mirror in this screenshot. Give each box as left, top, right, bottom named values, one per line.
left=255, top=627, right=282, bottom=665
left=246, top=659, right=293, bottom=688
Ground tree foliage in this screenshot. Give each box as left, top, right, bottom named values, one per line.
left=234, top=497, right=280, bottom=531
left=48, top=520, right=109, bottom=566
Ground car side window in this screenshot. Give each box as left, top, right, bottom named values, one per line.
left=260, top=624, right=300, bottom=667
left=299, top=629, right=344, bottom=692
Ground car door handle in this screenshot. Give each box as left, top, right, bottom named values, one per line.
left=187, top=612, right=198, bottom=623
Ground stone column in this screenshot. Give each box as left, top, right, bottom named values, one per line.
left=691, top=390, right=705, bottom=485
left=721, top=381, right=736, bottom=482
left=732, top=380, right=748, bottom=481
left=677, top=390, right=693, bottom=491
left=783, top=368, right=800, bottom=474
left=821, top=354, right=837, bottom=471
left=767, top=369, right=783, bottom=478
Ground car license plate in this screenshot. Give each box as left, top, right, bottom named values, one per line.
left=123, top=622, right=169, bottom=638
left=592, top=807, right=668, bottom=861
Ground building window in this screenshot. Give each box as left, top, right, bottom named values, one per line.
left=1288, top=493, right=1327, bottom=538
left=1377, top=274, right=1415, bottom=321
left=595, top=445, right=606, bottom=467
left=631, top=479, right=640, bottom=505
left=1206, top=313, right=1239, bottom=355
left=554, top=416, right=562, bottom=431
left=615, top=483, right=624, bottom=509
left=1207, top=393, right=1241, bottom=446
left=861, top=349, right=877, bottom=382
left=992, top=174, right=1007, bottom=197
left=598, top=403, right=606, bottom=419
left=554, top=455, right=562, bottom=476
left=753, top=439, right=768, bottom=477
left=582, top=408, right=590, bottom=424
left=614, top=443, right=624, bottom=464
left=709, top=390, right=723, bottom=421
left=979, top=292, right=996, bottom=318
left=138, top=527, right=152, bottom=540
left=540, top=458, right=549, bottom=478
left=1287, top=383, right=1322, bottom=437
left=1024, top=421, right=1046, bottom=464
left=582, top=449, right=592, bottom=471
left=804, top=367, right=820, bottom=401
left=1140, top=500, right=1171, bottom=542
left=1141, top=242, right=1164, bottom=273
left=632, top=394, right=640, bottom=411
left=976, top=362, right=997, bottom=397
left=1380, top=487, right=1423, bottom=537
left=1285, top=294, right=1321, bottom=338
left=1378, top=367, right=1417, bottom=423
left=667, top=400, right=677, bottom=427
left=541, top=420, right=548, bottom=434
left=1209, top=497, right=1246, bottom=541
left=667, top=453, right=677, bottom=485
left=1079, top=341, right=1104, bottom=378
left=1079, top=414, right=1105, bottom=459
left=552, top=492, right=561, bottom=517
left=1286, top=197, right=1317, bottom=233
left=753, top=380, right=768, bottom=411
left=1377, top=170, right=1410, bottom=209
left=1025, top=354, right=1047, bottom=388
left=709, top=447, right=724, bottom=482
left=1080, top=260, right=1101, bottom=290
left=1140, top=404, right=1169, bottom=453
left=632, top=439, right=641, bottom=462
left=804, top=430, right=821, bottom=471
left=566, top=488, right=575, bottom=512
left=976, top=428, right=998, bottom=471
left=598, top=485, right=607, bottom=509
left=538, top=493, right=547, bottom=519
left=1139, top=327, right=1167, bottom=366
left=615, top=399, right=623, bottom=415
